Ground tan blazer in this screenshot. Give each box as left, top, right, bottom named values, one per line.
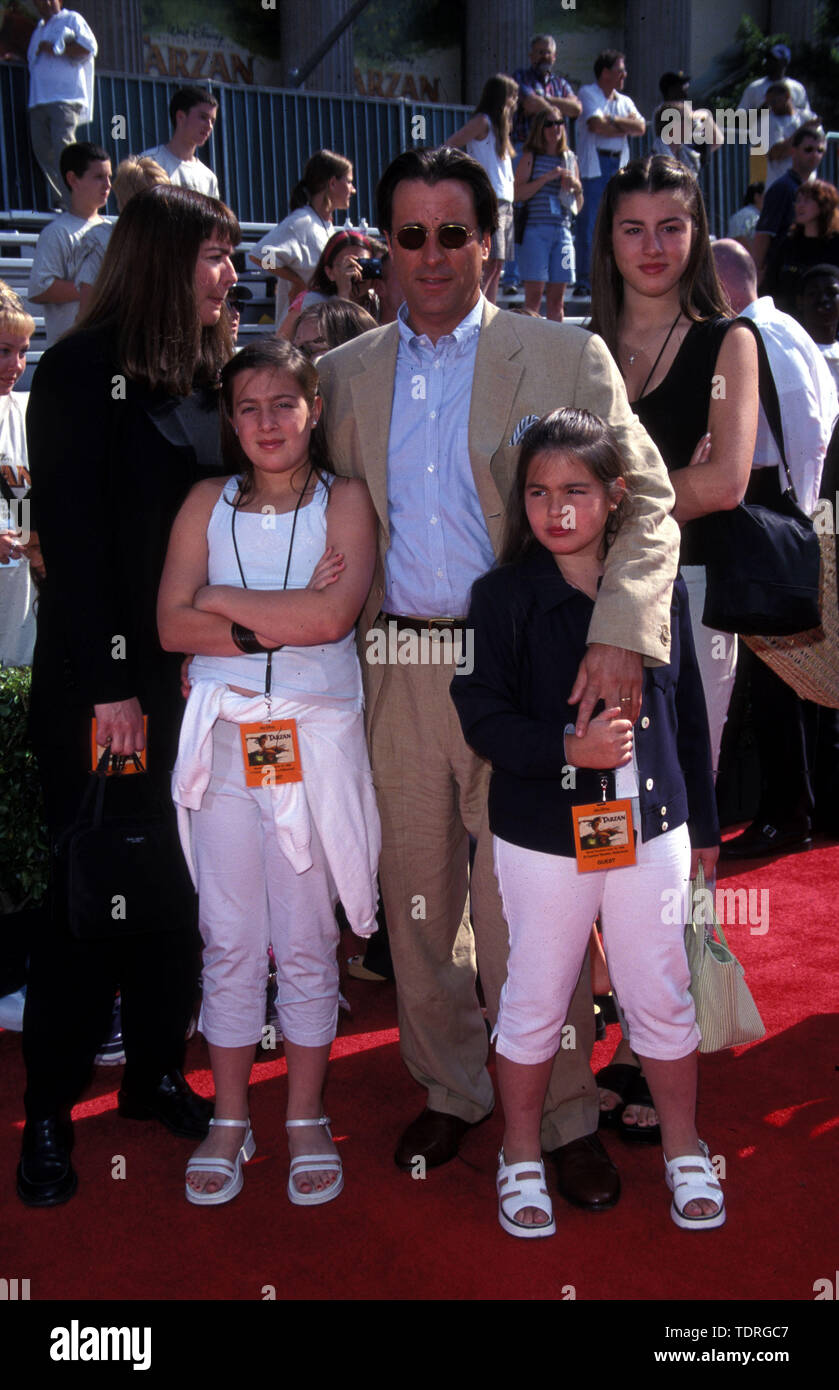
left=317, top=299, right=680, bottom=717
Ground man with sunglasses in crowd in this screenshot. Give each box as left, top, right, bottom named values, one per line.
left=317, top=146, right=679, bottom=1212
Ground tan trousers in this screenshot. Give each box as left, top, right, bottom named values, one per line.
left=368, top=649, right=599, bottom=1147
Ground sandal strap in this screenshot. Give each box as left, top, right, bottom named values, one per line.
left=289, top=1154, right=342, bottom=1175
left=185, top=1157, right=236, bottom=1179
left=665, top=1147, right=723, bottom=1212
left=497, top=1154, right=552, bottom=1220
left=209, top=1117, right=249, bottom=1130
left=286, top=1116, right=330, bottom=1130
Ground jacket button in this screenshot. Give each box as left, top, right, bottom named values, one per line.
left=645, top=778, right=654, bottom=790
left=660, top=805, right=667, bottom=815
left=640, top=716, right=650, bottom=729
left=661, top=821, right=669, bottom=831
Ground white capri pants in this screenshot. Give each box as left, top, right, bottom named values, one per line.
left=493, top=822, right=700, bottom=1065
left=190, top=718, right=340, bottom=1049
left=682, top=564, right=737, bottom=779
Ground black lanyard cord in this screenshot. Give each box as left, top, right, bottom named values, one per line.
left=230, top=464, right=316, bottom=701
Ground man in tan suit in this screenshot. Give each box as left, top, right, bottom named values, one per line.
left=317, top=147, right=679, bottom=1210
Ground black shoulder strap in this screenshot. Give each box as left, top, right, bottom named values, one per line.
left=734, top=315, right=796, bottom=499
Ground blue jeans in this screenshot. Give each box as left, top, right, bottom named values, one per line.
left=575, top=156, right=621, bottom=289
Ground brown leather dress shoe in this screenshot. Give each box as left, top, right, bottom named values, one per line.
left=394, top=1107, right=477, bottom=1171
left=549, top=1133, right=620, bottom=1210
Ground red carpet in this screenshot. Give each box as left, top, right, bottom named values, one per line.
left=2, top=837, right=837, bottom=1306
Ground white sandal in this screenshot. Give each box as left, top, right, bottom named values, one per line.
left=496, top=1150, right=556, bottom=1239
left=185, top=1118, right=255, bottom=1207
left=286, top=1116, right=343, bottom=1207
left=664, top=1139, right=726, bottom=1230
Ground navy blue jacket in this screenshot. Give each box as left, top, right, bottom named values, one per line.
left=450, top=546, right=719, bottom=857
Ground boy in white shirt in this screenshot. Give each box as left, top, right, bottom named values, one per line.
left=28, top=141, right=111, bottom=348
left=27, top=0, right=97, bottom=209
left=141, top=85, right=220, bottom=199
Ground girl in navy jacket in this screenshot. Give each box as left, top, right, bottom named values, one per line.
left=451, top=408, right=723, bottom=1239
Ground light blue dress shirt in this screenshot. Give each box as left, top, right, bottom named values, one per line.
left=384, top=296, right=496, bottom=617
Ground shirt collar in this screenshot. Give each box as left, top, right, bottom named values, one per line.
left=396, top=294, right=484, bottom=356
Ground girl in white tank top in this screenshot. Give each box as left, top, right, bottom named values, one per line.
left=446, top=73, right=519, bottom=304
left=158, top=339, right=379, bottom=1210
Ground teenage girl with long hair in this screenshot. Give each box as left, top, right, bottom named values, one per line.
left=447, top=75, right=519, bottom=303
left=250, top=150, right=356, bottom=327
left=588, top=154, right=758, bottom=1136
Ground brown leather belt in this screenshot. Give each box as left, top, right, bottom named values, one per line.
left=380, top=612, right=468, bottom=634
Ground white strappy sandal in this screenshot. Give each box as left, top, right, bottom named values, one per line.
left=497, top=1150, right=556, bottom=1239
left=664, top=1139, right=726, bottom=1230
left=185, top=1118, right=255, bottom=1206
left=286, top=1116, right=344, bottom=1207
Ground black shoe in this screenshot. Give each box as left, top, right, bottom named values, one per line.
left=721, top=822, right=812, bottom=860
left=118, top=1070, right=213, bottom=1138
left=17, top=1116, right=77, bottom=1207
left=548, top=1132, right=620, bottom=1211
left=394, top=1107, right=480, bottom=1171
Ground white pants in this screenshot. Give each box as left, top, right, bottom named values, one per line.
left=190, top=719, right=340, bottom=1048
left=682, top=565, right=736, bottom=778
left=493, top=824, right=699, bottom=1065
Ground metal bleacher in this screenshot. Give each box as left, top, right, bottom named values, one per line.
left=0, top=61, right=476, bottom=385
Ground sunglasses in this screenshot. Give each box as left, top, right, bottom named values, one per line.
left=543, top=119, right=564, bottom=128
left=394, top=223, right=477, bottom=251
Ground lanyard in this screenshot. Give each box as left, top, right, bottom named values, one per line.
left=230, top=465, right=315, bottom=716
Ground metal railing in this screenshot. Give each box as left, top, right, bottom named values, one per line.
left=3, top=62, right=837, bottom=246
left=0, top=63, right=469, bottom=225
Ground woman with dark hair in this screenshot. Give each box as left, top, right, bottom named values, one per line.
left=513, top=107, right=582, bottom=320
left=158, top=339, right=378, bottom=1206
left=763, top=178, right=839, bottom=314
left=17, top=185, right=239, bottom=1209
left=588, top=153, right=758, bottom=1138
left=250, top=149, right=355, bottom=328
left=279, top=228, right=385, bottom=339
left=446, top=74, right=519, bottom=303
left=292, top=297, right=378, bottom=362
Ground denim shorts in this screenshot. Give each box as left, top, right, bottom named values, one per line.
left=518, top=220, right=575, bottom=284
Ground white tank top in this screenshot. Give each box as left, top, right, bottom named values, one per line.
left=466, top=121, right=514, bottom=202
left=189, top=475, right=363, bottom=708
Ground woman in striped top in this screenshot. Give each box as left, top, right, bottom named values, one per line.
left=514, top=109, right=583, bottom=321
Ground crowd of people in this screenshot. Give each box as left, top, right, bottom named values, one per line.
left=2, top=27, right=838, bottom=1244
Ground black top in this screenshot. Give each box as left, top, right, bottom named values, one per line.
left=631, top=316, right=733, bottom=566
left=756, top=167, right=803, bottom=242
left=450, top=546, right=719, bottom=857
left=28, top=324, right=225, bottom=778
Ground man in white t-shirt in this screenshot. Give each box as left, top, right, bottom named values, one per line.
left=574, top=50, right=645, bottom=296
left=26, top=0, right=97, bottom=209
left=764, top=83, right=816, bottom=188
left=141, top=85, right=220, bottom=199
left=739, top=44, right=811, bottom=117
left=28, top=141, right=112, bottom=347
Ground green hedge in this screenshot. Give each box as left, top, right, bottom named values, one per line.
left=0, top=666, right=49, bottom=911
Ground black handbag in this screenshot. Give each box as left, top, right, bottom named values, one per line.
left=56, top=747, right=196, bottom=940
left=701, top=325, right=821, bottom=636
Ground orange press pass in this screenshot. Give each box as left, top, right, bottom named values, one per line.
left=571, top=799, right=636, bottom=872
left=239, top=719, right=303, bottom=787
